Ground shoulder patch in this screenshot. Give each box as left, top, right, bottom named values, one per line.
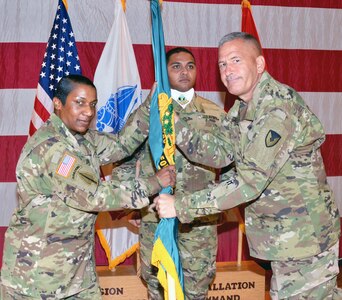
left=56, top=154, right=77, bottom=177
left=265, top=130, right=281, bottom=148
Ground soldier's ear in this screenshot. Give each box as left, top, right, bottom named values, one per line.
left=256, top=56, right=265, bottom=74
left=53, top=98, right=62, bottom=110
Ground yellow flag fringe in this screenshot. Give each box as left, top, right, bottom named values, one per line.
left=96, top=229, right=139, bottom=270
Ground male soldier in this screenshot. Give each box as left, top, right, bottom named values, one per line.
left=156, top=33, right=342, bottom=299
left=113, top=47, right=225, bottom=299
left=0, top=75, right=175, bottom=300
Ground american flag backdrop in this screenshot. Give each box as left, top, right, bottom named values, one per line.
left=29, top=0, right=82, bottom=136
left=1, top=0, right=342, bottom=267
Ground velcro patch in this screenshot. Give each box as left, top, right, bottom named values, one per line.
left=56, top=154, right=76, bottom=178
left=265, top=130, right=281, bottom=148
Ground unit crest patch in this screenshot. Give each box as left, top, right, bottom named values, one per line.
left=265, top=130, right=281, bottom=147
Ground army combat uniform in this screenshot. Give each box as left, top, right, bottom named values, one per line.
left=174, top=72, right=341, bottom=299
left=0, top=109, right=161, bottom=299
left=113, top=94, right=225, bottom=299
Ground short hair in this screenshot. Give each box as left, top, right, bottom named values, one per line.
left=218, top=32, right=262, bottom=55
left=54, top=74, right=96, bottom=105
left=166, top=47, right=195, bottom=64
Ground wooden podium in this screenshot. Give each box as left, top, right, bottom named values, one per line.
left=97, top=265, right=147, bottom=299
left=97, top=208, right=265, bottom=299
left=97, top=259, right=265, bottom=299
left=207, top=261, right=265, bottom=299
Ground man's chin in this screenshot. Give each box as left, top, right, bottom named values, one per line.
left=226, top=84, right=239, bottom=96
left=176, top=86, right=192, bottom=93
left=75, top=127, right=89, bottom=135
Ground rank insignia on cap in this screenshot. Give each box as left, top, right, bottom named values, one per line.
left=265, top=130, right=281, bottom=148
left=56, top=154, right=76, bottom=177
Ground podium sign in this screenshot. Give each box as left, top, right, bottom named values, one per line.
left=207, top=261, right=265, bottom=300
left=97, top=260, right=265, bottom=300
left=97, top=265, right=148, bottom=299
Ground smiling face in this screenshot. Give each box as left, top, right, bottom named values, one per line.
left=167, top=51, right=197, bottom=92
left=53, top=83, right=98, bottom=134
left=218, top=38, right=265, bottom=102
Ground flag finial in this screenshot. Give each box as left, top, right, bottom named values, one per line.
left=241, top=0, right=251, bottom=9
left=121, top=0, right=126, bottom=12
left=62, top=0, right=68, bottom=10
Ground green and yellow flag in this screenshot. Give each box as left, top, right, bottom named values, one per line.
left=148, top=1, right=184, bottom=299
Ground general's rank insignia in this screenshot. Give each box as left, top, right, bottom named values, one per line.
left=56, top=154, right=76, bottom=177
left=265, top=130, right=281, bottom=147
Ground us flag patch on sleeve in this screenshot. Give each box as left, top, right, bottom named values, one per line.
left=56, top=154, right=76, bottom=177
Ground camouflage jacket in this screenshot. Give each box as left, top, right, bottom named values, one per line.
left=175, top=72, right=340, bottom=260
left=0, top=111, right=161, bottom=298
left=113, top=94, right=225, bottom=223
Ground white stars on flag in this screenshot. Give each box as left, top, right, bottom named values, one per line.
left=30, top=0, right=82, bottom=136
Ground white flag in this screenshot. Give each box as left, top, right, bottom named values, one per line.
left=96, top=211, right=139, bottom=270
left=94, top=0, right=142, bottom=134
left=94, top=0, right=141, bottom=270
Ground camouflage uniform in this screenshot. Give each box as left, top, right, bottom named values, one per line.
left=0, top=104, right=161, bottom=299
left=174, top=72, right=341, bottom=299
left=113, top=94, right=224, bottom=299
